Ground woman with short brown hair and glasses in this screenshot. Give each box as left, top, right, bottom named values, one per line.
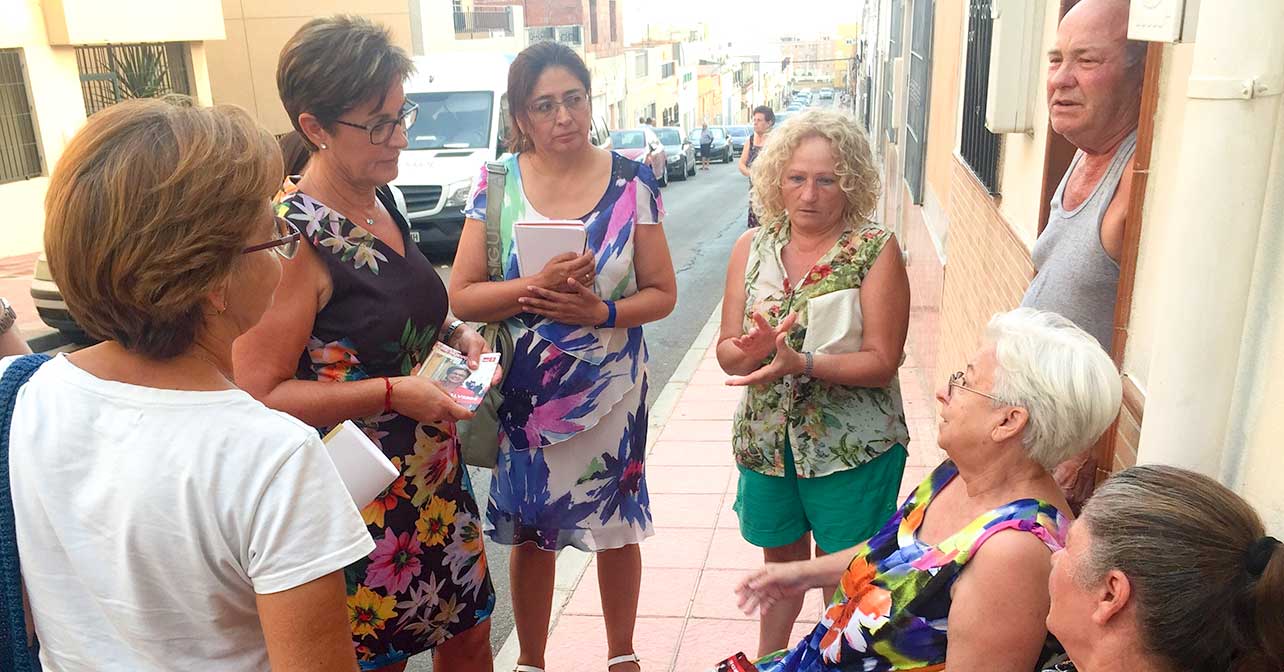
left=234, top=14, right=497, bottom=672
left=449, top=40, right=677, bottom=672
left=8, top=96, right=371, bottom=672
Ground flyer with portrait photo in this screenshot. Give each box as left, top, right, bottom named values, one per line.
left=418, top=342, right=499, bottom=411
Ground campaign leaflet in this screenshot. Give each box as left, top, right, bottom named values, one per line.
left=418, top=342, right=499, bottom=411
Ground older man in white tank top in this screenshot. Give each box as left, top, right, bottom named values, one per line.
left=1021, top=0, right=1145, bottom=509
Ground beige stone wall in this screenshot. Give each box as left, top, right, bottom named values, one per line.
left=206, top=0, right=414, bottom=135
left=1, top=0, right=220, bottom=257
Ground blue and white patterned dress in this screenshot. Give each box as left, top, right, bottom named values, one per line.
left=464, top=152, right=663, bottom=552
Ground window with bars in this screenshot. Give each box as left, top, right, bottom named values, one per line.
left=635, top=53, right=649, bottom=78
left=0, top=49, right=42, bottom=184
left=75, top=43, right=192, bottom=117
left=960, top=0, right=1001, bottom=193
left=661, top=62, right=675, bottom=78
left=589, top=0, right=599, bottom=44
left=609, top=0, right=618, bottom=42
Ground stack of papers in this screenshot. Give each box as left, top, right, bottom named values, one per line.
left=514, top=220, right=587, bottom=277
left=321, top=420, right=401, bottom=508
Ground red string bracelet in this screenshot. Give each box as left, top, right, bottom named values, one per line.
left=383, top=377, right=394, bottom=414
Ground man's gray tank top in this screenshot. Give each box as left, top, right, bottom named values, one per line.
left=1021, top=131, right=1137, bottom=351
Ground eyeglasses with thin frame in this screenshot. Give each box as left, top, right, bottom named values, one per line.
left=334, top=102, right=419, bottom=145
left=948, top=371, right=1005, bottom=404
left=528, top=92, right=588, bottom=122
left=241, top=216, right=302, bottom=260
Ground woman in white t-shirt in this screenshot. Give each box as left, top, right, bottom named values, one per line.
left=4, top=98, right=374, bottom=671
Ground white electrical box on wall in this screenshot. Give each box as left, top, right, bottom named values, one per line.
left=1128, top=0, right=1200, bottom=43
left=986, top=0, right=1046, bottom=135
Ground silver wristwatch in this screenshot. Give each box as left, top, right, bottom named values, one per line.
left=0, top=298, right=16, bottom=336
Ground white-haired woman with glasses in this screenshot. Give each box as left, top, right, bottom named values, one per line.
left=731, top=308, right=1122, bottom=672
left=234, top=16, right=497, bottom=672
left=449, top=41, right=677, bottom=672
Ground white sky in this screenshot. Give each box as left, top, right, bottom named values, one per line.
left=627, top=0, right=865, bottom=44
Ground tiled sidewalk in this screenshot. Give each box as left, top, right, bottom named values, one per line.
left=537, top=331, right=944, bottom=670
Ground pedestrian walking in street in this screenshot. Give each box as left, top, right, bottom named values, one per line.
left=738, top=105, right=775, bottom=228
left=448, top=41, right=677, bottom=672
left=5, top=98, right=372, bottom=672
left=1044, top=465, right=1284, bottom=672
left=733, top=308, right=1121, bottom=672
left=717, top=107, right=912, bottom=657
left=234, top=16, right=496, bottom=672
left=1021, top=0, right=1145, bottom=512
left=700, top=122, right=715, bottom=170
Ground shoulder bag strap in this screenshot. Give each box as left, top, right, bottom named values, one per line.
left=0, top=353, right=50, bottom=672
left=484, top=161, right=508, bottom=283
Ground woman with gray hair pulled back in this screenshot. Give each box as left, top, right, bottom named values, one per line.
left=733, top=308, right=1121, bottom=671
left=1046, top=464, right=1284, bottom=672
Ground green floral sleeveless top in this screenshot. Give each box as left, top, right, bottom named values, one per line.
left=732, top=222, right=910, bottom=478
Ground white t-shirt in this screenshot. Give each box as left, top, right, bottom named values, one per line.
left=2, top=354, right=375, bottom=671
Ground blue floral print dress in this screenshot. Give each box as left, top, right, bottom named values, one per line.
left=752, top=460, right=1069, bottom=671
left=277, top=178, right=495, bottom=669
left=464, top=152, right=663, bottom=552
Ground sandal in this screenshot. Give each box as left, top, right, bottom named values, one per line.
left=514, top=666, right=545, bottom=672
left=608, top=653, right=641, bottom=670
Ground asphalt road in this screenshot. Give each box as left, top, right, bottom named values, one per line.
left=406, top=158, right=750, bottom=670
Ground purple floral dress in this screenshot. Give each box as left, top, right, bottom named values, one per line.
left=464, top=153, right=663, bottom=552
left=277, top=178, right=495, bottom=669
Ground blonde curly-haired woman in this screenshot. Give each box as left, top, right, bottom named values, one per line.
left=717, top=108, right=912, bottom=656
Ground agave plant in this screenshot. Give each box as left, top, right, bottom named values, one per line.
left=111, top=45, right=170, bottom=99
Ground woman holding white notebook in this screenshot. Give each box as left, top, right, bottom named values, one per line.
left=449, top=41, right=678, bottom=672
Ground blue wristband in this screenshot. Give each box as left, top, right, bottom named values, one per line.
left=599, top=300, right=617, bottom=328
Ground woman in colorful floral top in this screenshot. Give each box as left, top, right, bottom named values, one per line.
left=234, top=17, right=496, bottom=672
left=449, top=43, right=677, bottom=672
left=717, top=108, right=913, bottom=656
left=731, top=309, right=1122, bottom=671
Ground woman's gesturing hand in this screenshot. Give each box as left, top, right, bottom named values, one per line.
left=726, top=326, right=807, bottom=387
left=728, top=311, right=797, bottom=364
left=391, top=376, right=475, bottom=424
left=519, top=277, right=608, bottom=326
left=736, top=562, right=814, bottom=616
left=532, top=251, right=596, bottom=293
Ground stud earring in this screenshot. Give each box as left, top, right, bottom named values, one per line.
left=319, top=143, right=328, bottom=150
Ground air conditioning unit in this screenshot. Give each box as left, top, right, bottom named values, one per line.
left=985, top=0, right=1046, bottom=134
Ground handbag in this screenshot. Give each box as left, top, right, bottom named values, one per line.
left=457, top=161, right=514, bottom=468
left=1, top=354, right=50, bottom=672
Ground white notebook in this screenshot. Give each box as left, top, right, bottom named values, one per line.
left=321, top=420, right=400, bottom=509
left=514, top=220, right=588, bottom=277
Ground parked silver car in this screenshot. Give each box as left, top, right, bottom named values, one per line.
left=656, top=126, right=696, bottom=181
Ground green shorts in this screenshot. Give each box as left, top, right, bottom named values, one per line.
left=733, top=440, right=908, bottom=553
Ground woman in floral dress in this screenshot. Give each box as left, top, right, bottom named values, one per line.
left=234, top=16, right=495, bottom=672
left=717, top=108, right=912, bottom=657
left=449, top=42, right=677, bottom=672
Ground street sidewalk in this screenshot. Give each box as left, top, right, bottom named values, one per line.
left=494, top=301, right=945, bottom=671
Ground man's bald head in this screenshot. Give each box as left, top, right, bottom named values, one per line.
left=1047, top=0, right=1146, bottom=152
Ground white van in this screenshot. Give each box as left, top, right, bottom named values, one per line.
left=395, top=52, right=515, bottom=255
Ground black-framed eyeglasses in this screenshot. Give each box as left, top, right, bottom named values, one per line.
left=334, top=102, right=419, bottom=145
left=528, top=92, right=588, bottom=122
left=947, top=371, right=1005, bottom=403
left=241, top=216, right=302, bottom=259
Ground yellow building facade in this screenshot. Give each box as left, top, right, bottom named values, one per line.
left=206, top=0, right=415, bottom=135
left=0, top=0, right=224, bottom=257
